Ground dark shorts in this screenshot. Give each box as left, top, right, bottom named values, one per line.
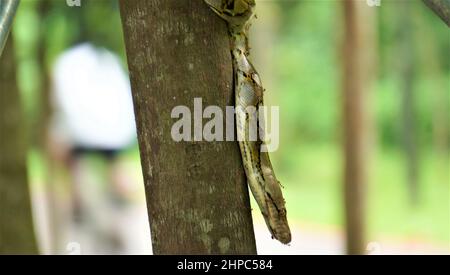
left=71, top=146, right=121, bottom=161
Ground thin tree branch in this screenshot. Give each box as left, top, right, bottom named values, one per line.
left=0, top=0, right=20, bottom=56
left=423, top=0, right=450, bottom=27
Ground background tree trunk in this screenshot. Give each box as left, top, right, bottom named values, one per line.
left=36, top=0, right=52, bottom=149
left=397, top=1, right=420, bottom=205
left=36, top=0, right=60, bottom=254
left=119, top=0, right=257, bottom=254
left=0, top=37, right=39, bottom=254
left=342, top=0, right=376, bottom=255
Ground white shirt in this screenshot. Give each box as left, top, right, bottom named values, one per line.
left=52, top=43, right=136, bottom=149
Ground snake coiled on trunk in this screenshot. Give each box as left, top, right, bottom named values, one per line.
left=205, top=0, right=291, bottom=244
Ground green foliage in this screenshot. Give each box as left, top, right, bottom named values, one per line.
left=260, top=0, right=449, bottom=245
left=269, top=144, right=449, bottom=243
left=271, top=0, right=449, bottom=149
left=13, top=0, right=127, bottom=143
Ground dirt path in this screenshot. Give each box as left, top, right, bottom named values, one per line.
left=31, top=188, right=448, bottom=255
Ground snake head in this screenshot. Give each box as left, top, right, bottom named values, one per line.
left=204, top=0, right=256, bottom=30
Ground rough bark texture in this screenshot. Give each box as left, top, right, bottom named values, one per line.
left=0, top=38, right=39, bottom=254
left=342, top=0, right=376, bottom=255
left=423, top=0, right=450, bottom=26
left=119, top=0, right=257, bottom=254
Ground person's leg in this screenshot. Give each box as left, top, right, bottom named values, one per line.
left=103, top=149, right=132, bottom=206
left=68, top=147, right=89, bottom=223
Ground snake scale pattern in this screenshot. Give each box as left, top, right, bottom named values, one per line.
left=0, top=0, right=292, bottom=245
left=205, top=0, right=291, bottom=244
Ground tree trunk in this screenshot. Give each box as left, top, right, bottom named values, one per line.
left=397, top=1, right=419, bottom=205
left=36, top=0, right=59, bottom=254
left=423, top=0, right=450, bottom=26
left=342, top=0, right=376, bottom=255
left=0, top=37, right=39, bottom=254
left=119, top=0, right=257, bottom=255
left=36, top=0, right=52, bottom=149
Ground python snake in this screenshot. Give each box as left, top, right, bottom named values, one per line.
left=205, top=0, right=291, bottom=244
left=0, top=0, right=291, bottom=245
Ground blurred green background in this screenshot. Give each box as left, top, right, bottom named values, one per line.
left=10, top=0, right=449, bottom=253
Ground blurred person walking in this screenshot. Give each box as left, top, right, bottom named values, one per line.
left=49, top=42, right=137, bottom=253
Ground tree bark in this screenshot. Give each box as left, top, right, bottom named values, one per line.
left=119, top=0, right=257, bottom=254
left=342, top=0, right=376, bottom=255
left=0, top=37, right=39, bottom=254
left=423, top=0, right=450, bottom=26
